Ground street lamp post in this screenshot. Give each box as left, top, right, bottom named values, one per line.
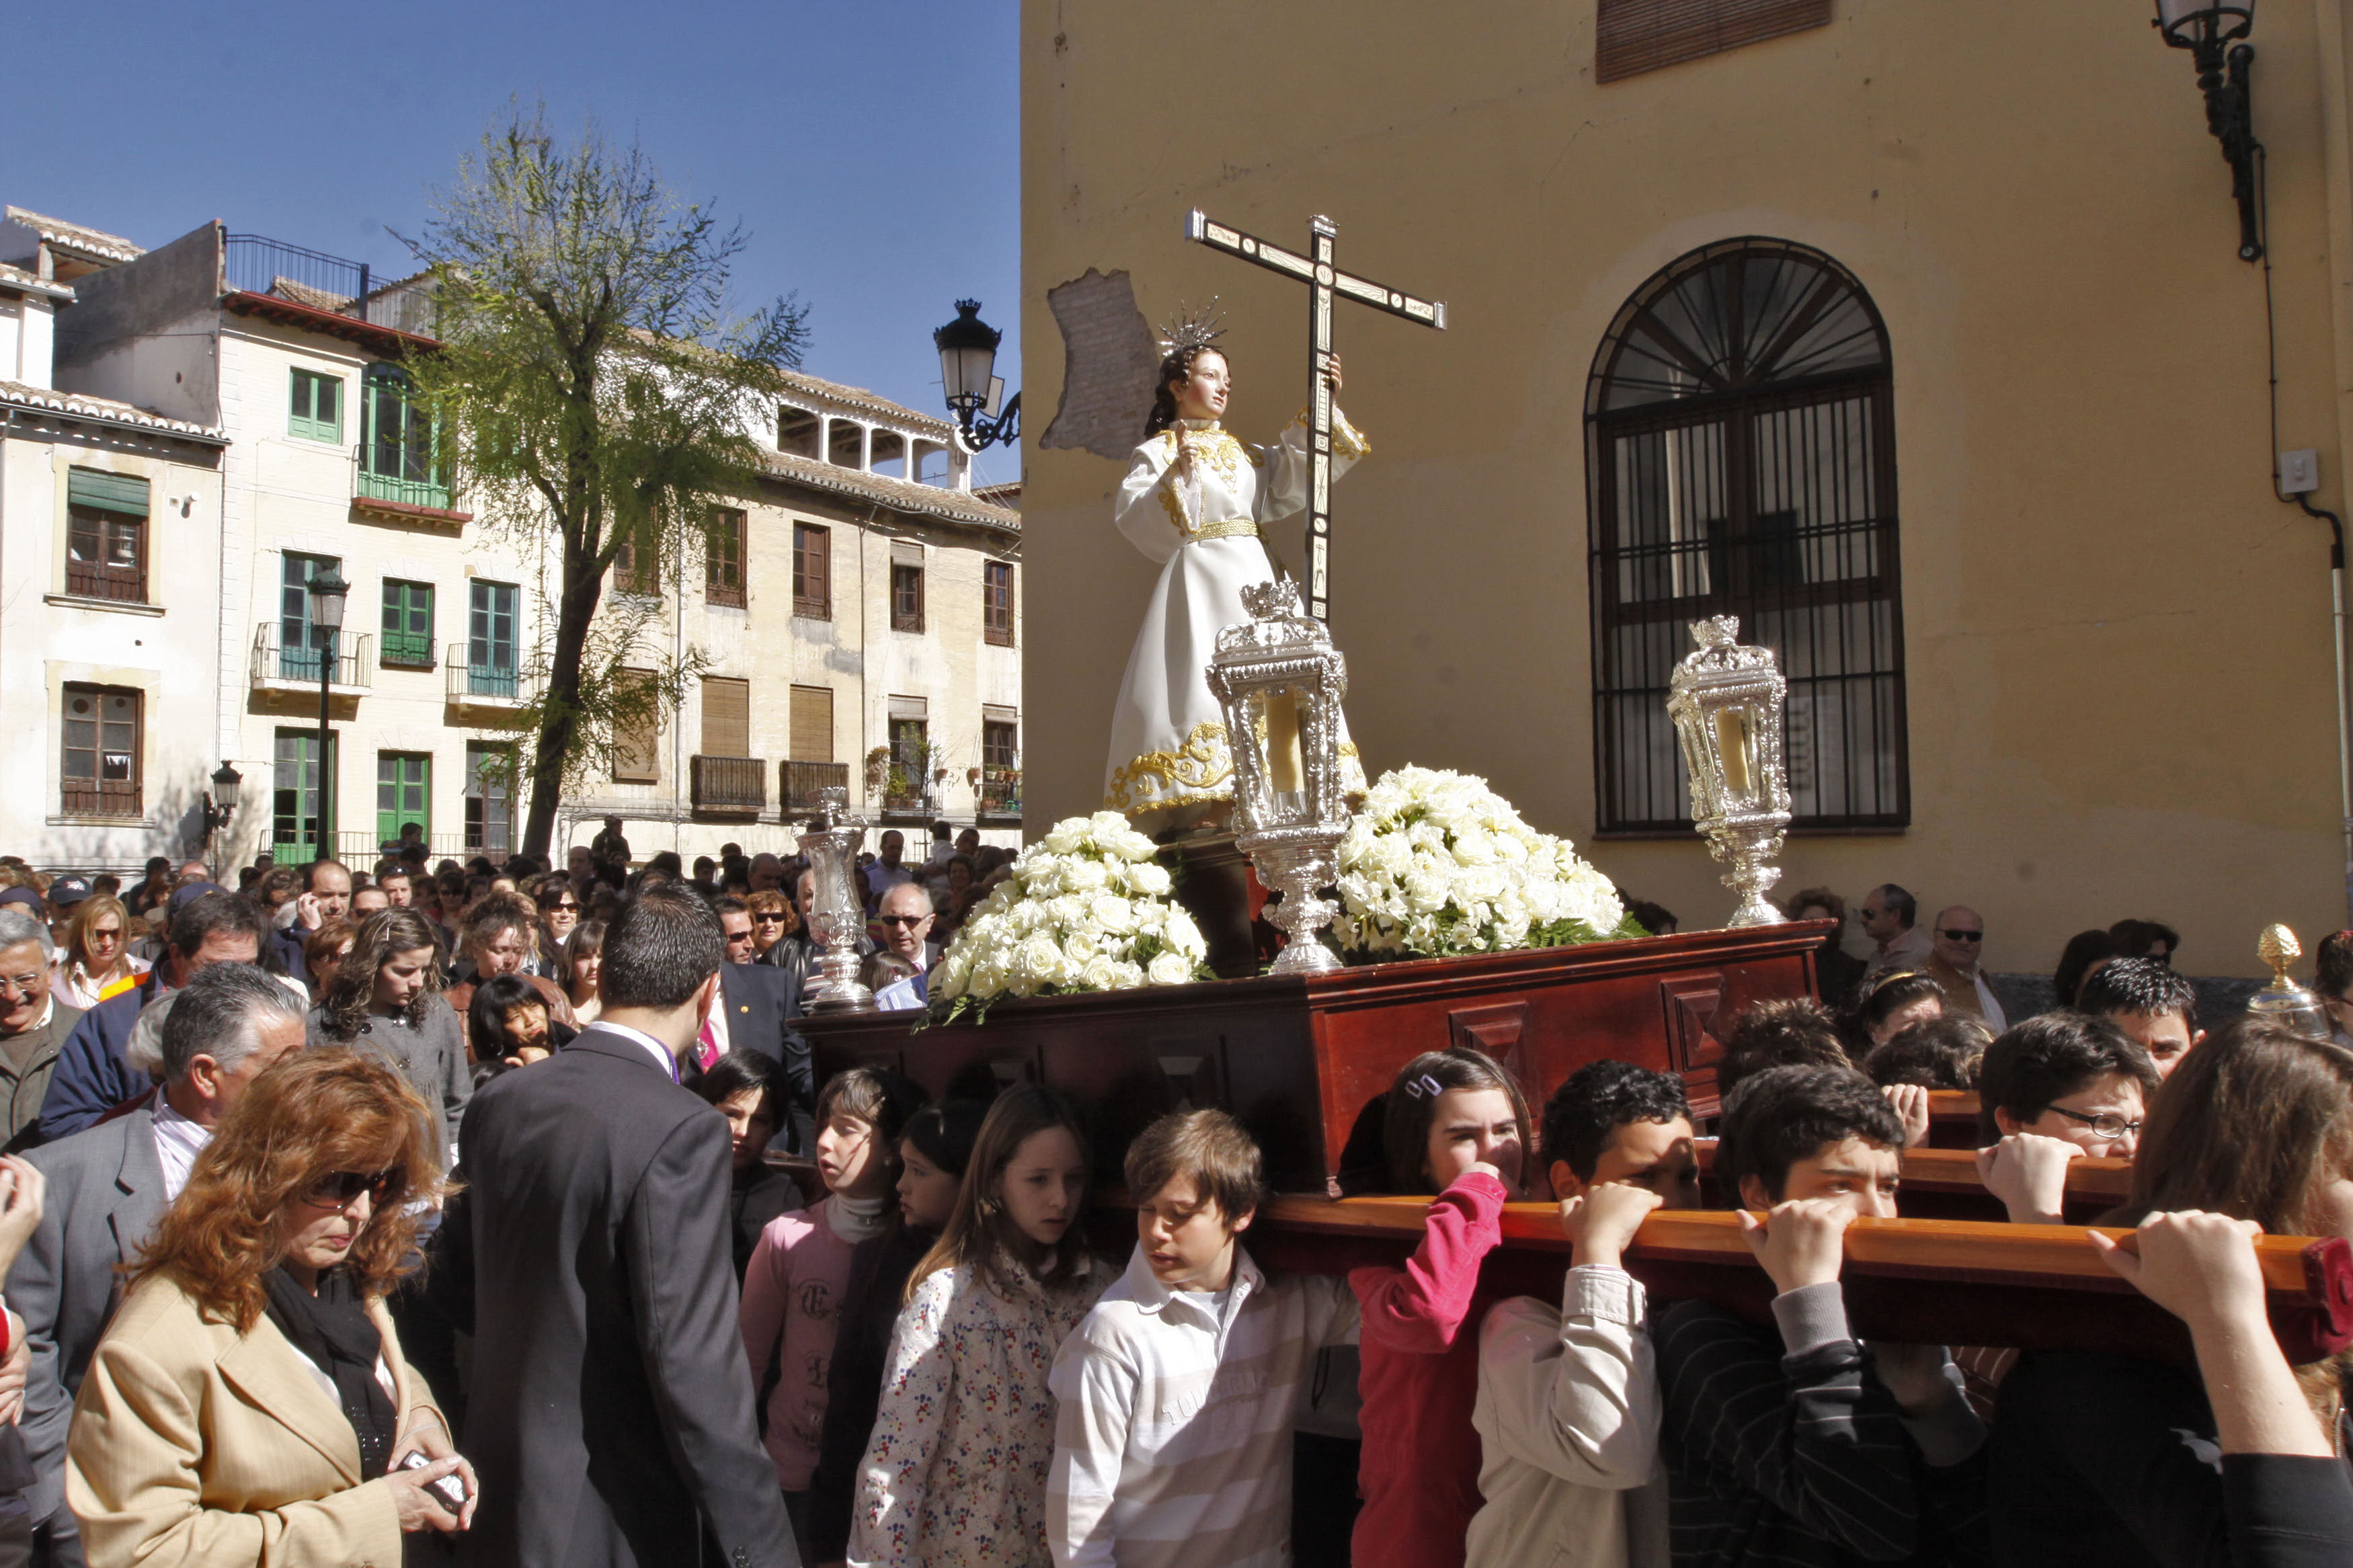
left=307, top=568, right=349, bottom=860
left=2151, top=1, right=2263, bottom=261
left=934, top=300, right=1021, bottom=451
left=201, top=761, right=242, bottom=864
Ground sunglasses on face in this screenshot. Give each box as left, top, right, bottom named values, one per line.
left=752, top=912, right=789, bottom=924
left=1938, top=929, right=1983, bottom=942
left=300, top=1168, right=403, bottom=1208
left=877, top=914, right=929, bottom=928
left=545, top=902, right=580, bottom=913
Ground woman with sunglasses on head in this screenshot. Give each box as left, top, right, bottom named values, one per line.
left=49, top=894, right=147, bottom=1011
left=65, top=1048, right=475, bottom=1567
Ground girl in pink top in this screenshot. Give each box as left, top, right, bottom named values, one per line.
left=1349, top=1047, right=1530, bottom=1568
left=741, top=1066, right=924, bottom=1557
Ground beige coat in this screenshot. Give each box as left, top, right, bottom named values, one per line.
left=66, top=1271, right=443, bottom=1568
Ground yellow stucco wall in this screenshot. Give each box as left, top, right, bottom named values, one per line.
left=1021, top=0, right=2353, bottom=977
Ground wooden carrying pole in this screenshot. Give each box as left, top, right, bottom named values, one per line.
left=1238, top=1196, right=2353, bottom=1366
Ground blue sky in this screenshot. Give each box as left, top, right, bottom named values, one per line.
left=6, top=0, right=1021, bottom=485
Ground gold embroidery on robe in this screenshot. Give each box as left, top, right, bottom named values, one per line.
left=1105, top=720, right=1234, bottom=812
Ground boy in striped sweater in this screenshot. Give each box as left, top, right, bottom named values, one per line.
left=1047, top=1109, right=1357, bottom=1568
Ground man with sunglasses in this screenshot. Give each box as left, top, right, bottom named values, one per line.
left=1859, top=883, right=1934, bottom=979
left=871, top=884, right=940, bottom=1014
left=16, top=964, right=305, bottom=1564
left=1924, top=905, right=2007, bottom=1030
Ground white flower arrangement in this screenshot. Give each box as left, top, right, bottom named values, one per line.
left=931, top=811, right=1211, bottom=1023
left=1333, top=765, right=1645, bottom=960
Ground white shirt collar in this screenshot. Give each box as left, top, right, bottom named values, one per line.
left=151, top=1093, right=212, bottom=1202
left=592, top=1020, right=680, bottom=1078
left=1119, top=1237, right=1261, bottom=1324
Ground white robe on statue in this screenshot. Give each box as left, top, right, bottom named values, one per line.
left=1104, top=409, right=1370, bottom=813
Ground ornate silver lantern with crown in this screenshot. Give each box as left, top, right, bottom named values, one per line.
left=797, top=785, right=875, bottom=1012
left=1206, top=581, right=1352, bottom=974
left=1667, top=616, right=1792, bottom=929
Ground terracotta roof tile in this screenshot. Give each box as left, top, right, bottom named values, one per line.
left=776, top=367, right=957, bottom=441
left=3, top=207, right=143, bottom=264
left=0, top=261, right=73, bottom=301
left=0, top=380, right=227, bottom=444
left=758, top=450, right=1018, bottom=534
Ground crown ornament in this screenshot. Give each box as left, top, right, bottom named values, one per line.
left=1157, top=298, right=1226, bottom=356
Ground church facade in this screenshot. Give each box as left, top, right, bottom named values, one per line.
left=1018, top=0, right=2353, bottom=975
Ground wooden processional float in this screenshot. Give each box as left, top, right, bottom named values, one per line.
left=802, top=226, right=2352, bottom=1368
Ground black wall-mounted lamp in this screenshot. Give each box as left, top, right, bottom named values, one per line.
left=934, top=300, right=1021, bottom=452
left=2153, top=0, right=2262, bottom=261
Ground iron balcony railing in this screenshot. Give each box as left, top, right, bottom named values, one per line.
left=251, top=623, right=370, bottom=690
left=690, top=755, right=766, bottom=815
left=356, top=462, right=454, bottom=513
left=979, top=766, right=1023, bottom=820
left=781, top=760, right=850, bottom=817
left=224, top=235, right=434, bottom=335
left=445, top=644, right=524, bottom=704
left=379, top=630, right=435, bottom=669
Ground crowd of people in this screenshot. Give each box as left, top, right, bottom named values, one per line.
left=0, top=838, right=2338, bottom=1567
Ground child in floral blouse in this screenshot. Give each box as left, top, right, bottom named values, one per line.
left=849, top=1085, right=1108, bottom=1568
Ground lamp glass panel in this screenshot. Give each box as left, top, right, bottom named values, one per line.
left=945, top=345, right=995, bottom=405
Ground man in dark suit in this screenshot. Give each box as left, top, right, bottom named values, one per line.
left=432, top=884, right=795, bottom=1568
left=705, top=899, right=814, bottom=1150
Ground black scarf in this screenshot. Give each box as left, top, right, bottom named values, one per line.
left=262, top=1265, right=397, bottom=1477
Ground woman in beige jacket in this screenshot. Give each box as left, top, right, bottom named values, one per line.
left=67, top=1046, right=475, bottom=1566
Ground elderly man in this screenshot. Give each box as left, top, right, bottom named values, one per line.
left=34, top=890, right=273, bottom=1143
left=871, top=883, right=941, bottom=1014
left=1860, top=883, right=1934, bottom=978
left=0, top=911, right=80, bottom=1147
left=1922, top=905, right=2006, bottom=1030
left=15, top=963, right=306, bottom=1564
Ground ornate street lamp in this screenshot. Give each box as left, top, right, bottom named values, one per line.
left=1206, top=581, right=1351, bottom=974
left=2152, top=0, right=2262, bottom=261
left=308, top=567, right=349, bottom=858
left=797, top=786, right=877, bottom=1012
left=201, top=761, right=242, bottom=852
left=934, top=300, right=1021, bottom=451
left=1667, top=617, right=1792, bottom=929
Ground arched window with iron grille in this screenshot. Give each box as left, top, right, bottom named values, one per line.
left=1586, top=237, right=1908, bottom=833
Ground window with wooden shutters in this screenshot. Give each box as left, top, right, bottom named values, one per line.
left=612, top=667, right=660, bottom=783
left=983, top=561, right=1014, bottom=647
left=61, top=684, right=141, bottom=818
left=789, top=684, right=835, bottom=761
left=793, top=524, right=830, bottom=618
left=701, top=677, right=751, bottom=758
left=465, top=742, right=514, bottom=855
left=288, top=368, right=342, bottom=443
left=1596, top=0, right=1832, bottom=83
left=381, top=580, right=434, bottom=667
left=980, top=708, right=1021, bottom=818
left=1587, top=237, right=1906, bottom=833
left=65, top=468, right=149, bottom=603
left=891, top=543, right=924, bottom=632
left=706, top=507, right=746, bottom=608
left=612, top=531, right=657, bottom=597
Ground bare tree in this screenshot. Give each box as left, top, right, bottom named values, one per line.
left=402, top=103, right=809, bottom=857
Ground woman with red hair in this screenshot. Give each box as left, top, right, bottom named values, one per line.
left=64, top=1048, right=475, bottom=1566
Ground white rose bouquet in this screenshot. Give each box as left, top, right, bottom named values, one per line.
left=1333, top=765, right=1646, bottom=960
left=930, top=811, right=1211, bottom=1024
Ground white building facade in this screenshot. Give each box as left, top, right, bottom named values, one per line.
left=2, top=202, right=1023, bottom=872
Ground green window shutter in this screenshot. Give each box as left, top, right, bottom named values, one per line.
left=66, top=468, right=149, bottom=517
left=289, top=369, right=342, bottom=444
left=379, top=581, right=434, bottom=666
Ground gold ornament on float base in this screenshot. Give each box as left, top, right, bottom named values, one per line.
left=2249, top=923, right=2331, bottom=1038
left=1667, top=616, right=1792, bottom=929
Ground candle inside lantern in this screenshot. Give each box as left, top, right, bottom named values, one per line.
left=1265, top=690, right=1307, bottom=800
left=1714, top=707, right=1752, bottom=798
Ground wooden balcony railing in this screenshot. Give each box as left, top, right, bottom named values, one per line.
left=691, top=755, right=766, bottom=815
left=781, top=760, right=850, bottom=817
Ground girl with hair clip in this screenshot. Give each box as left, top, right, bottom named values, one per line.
left=1103, top=313, right=1370, bottom=827
left=1989, top=1017, right=2353, bottom=1565
left=1849, top=968, right=1944, bottom=1054
left=849, top=1085, right=1109, bottom=1568
left=1347, top=1048, right=1532, bottom=1568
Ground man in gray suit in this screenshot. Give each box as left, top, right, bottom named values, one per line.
left=0, top=911, right=79, bottom=1148
left=13, top=966, right=306, bottom=1565
left=433, top=884, right=794, bottom=1568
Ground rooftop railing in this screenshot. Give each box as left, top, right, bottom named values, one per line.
left=224, top=235, right=434, bottom=335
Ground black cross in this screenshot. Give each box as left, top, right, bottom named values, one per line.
left=1184, top=210, right=1447, bottom=622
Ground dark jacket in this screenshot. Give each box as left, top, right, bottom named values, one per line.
left=707, top=962, right=814, bottom=1153
left=0, top=1003, right=81, bottom=1149
left=428, top=1026, right=795, bottom=1568
left=1991, top=1348, right=2353, bottom=1568
left=34, top=970, right=166, bottom=1143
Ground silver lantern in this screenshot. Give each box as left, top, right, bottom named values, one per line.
left=796, top=785, right=876, bottom=1012
left=1206, top=581, right=1351, bottom=974
left=1666, top=616, right=1792, bottom=929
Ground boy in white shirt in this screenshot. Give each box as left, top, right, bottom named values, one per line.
left=1466, top=1061, right=1701, bottom=1568
left=1047, top=1109, right=1357, bottom=1568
